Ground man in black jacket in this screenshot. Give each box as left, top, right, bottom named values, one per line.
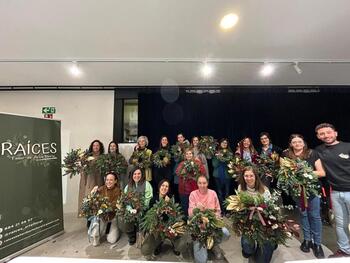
left=315, top=123, right=350, bottom=258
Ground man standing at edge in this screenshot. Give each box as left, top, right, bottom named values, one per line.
left=315, top=123, right=350, bottom=257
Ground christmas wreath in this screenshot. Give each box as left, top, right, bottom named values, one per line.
left=116, top=191, right=144, bottom=224
left=225, top=191, right=294, bottom=247
left=80, top=191, right=115, bottom=222
left=178, top=160, right=201, bottom=180
left=198, top=136, right=218, bottom=158
left=130, top=150, right=152, bottom=169
left=277, top=157, right=320, bottom=208
left=256, top=152, right=280, bottom=178
left=152, top=149, right=171, bottom=168
left=227, top=156, right=251, bottom=178
left=187, top=208, right=225, bottom=249
left=215, top=149, right=233, bottom=163
left=140, top=198, right=185, bottom=240
left=96, top=153, right=127, bottom=177
left=62, top=148, right=91, bottom=178
left=171, top=141, right=190, bottom=162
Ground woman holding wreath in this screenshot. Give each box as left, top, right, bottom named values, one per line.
left=176, top=147, right=206, bottom=218
left=120, top=167, right=153, bottom=245
left=282, top=134, right=325, bottom=258
left=88, top=172, right=121, bottom=246
left=238, top=166, right=276, bottom=263
left=212, top=138, right=234, bottom=211
left=106, top=141, right=128, bottom=189
left=129, top=136, right=153, bottom=182
left=141, top=179, right=186, bottom=259
left=78, top=140, right=105, bottom=217
left=152, top=136, right=172, bottom=195
left=189, top=174, right=230, bottom=263
left=192, top=136, right=209, bottom=179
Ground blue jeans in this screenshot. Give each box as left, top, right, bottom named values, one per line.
left=299, top=195, right=322, bottom=245
left=331, top=191, right=350, bottom=254
left=214, top=177, right=232, bottom=212
left=241, top=236, right=276, bottom=263
left=193, top=227, right=230, bottom=263
left=179, top=194, right=190, bottom=218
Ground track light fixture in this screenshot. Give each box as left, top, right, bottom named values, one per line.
left=293, top=62, right=303, bottom=74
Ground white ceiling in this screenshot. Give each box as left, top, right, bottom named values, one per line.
left=1, top=0, right=350, bottom=86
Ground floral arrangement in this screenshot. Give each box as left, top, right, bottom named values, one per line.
left=140, top=198, right=185, bottom=240
left=178, top=160, right=201, bottom=180
left=256, top=152, right=280, bottom=178
left=116, top=191, right=144, bottom=224
left=215, top=149, right=233, bottom=163
left=225, top=191, right=294, bottom=247
left=96, top=153, right=127, bottom=177
left=171, top=141, right=190, bottom=162
left=227, top=156, right=251, bottom=178
left=80, top=191, right=115, bottom=222
left=62, top=148, right=89, bottom=178
left=198, top=136, right=218, bottom=158
left=130, top=150, right=152, bottom=169
left=187, top=208, right=225, bottom=249
left=152, top=149, right=171, bottom=168
left=277, top=157, right=320, bottom=208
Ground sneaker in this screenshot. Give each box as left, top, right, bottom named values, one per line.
left=329, top=249, right=350, bottom=258
left=92, top=236, right=99, bottom=247
left=300, top=240, right=313, bottom=253
left=312, top=244, right=325, bottom=259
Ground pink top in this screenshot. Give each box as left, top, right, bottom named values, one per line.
left=188, top=189, right=221, bottom=217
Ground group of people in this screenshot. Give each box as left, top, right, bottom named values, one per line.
left=77, top=123, right=350, bottom=262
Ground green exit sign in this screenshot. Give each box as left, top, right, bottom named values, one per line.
left=42, top=107, right=56, bottom=114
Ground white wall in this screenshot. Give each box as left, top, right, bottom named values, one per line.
left=0, top=90, right=115, bottom=213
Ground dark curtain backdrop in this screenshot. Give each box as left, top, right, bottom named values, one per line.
left=138, top=87, right=350, bottom=152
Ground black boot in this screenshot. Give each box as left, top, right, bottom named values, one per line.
left=313, top=244, right=325, bottom=259
left=300, top=240, right=313, bottom=253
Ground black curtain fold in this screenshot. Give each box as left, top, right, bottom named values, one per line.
left=138, top=87, right=350, bottom=152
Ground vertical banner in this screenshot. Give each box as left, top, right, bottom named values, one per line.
left=0, top=113, right=63, bottom=261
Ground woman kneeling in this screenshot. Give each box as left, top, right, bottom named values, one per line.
left=238, top=167, right=276, bottom=263
left=88, top=172, right=121, bottom=246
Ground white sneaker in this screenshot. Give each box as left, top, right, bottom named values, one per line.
left=92, top=236, right=100, bottom=247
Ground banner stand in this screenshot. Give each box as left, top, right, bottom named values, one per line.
left=0, top=231, right=64, bottom=263
left=0, top=112, right=64, bottom=261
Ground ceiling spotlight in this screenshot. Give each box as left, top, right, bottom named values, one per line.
left=201, top=63, right=213, bottom=78
left=220, top=13, right=239, bottom=30
left=293, top=62, right=303, bottom=74
left=260, top=63, right=274, bottom=77
left=69, top=61, right=82, bottom=77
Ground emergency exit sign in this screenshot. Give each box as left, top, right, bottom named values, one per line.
left=42, top=107, right=56, bottom=114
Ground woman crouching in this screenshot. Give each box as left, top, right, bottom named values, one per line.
left=88, top=172, right=121, bottom=246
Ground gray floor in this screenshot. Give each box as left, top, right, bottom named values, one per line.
left=20, top=212, right=338, bottom=262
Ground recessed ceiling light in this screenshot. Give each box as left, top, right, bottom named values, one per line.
left=220, top=13, right=239, bottom=30
left=260, top=63, right=274, bottom=77
left=201, top=63, right=213, bottom=78
left=69, top=61, right=82, bottom=77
